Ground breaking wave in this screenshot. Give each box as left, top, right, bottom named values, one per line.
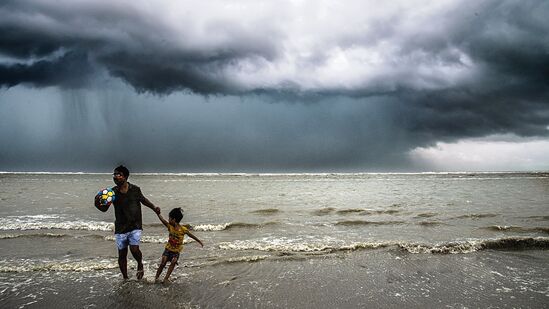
left=0, top=233, right=68, bottom=239
left=218, top=237, right=390, bottom=253
left=415, top=212, right=438, bottom=218
left=211, top=255, right=271, bottom=267
left=0, top=259, right=118, bottom=273
left=103, top=235, right=194, bottom=244
left=218, top=237, right=549, bottom=254
left=399, top=237, right=549, bottom=254
left=334, top=220, right=405, bottom=226
left=0, top=220, right=113, bottom=231
left=417, top=221, right=444, bottom=226
left=250, top=208, right=281, bottom=215
left=336, top=209, right=365, bottom=214
left=455, top=213, right=498, bottom=219
left=312, top=207, right=336, bottom=215
left=192, top=222, right=277, bottom=231
left=313, top=208, right=401, bottom=216
left=483, top=225, right=549, bottom=234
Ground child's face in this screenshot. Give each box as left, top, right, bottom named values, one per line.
left=169, top=217, right=176, bottom=225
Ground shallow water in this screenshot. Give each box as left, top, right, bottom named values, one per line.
left=0, top=172, right=548, bottom=308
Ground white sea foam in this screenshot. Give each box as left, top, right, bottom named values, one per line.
left=218, top=236, right=345, bottom=252
left=0, top=216, right=113, bottom=231
left=103, top=235, right=193, bottom=244
left=218, top=239, right=392, bottom=253
left=398, top=237, right=549, bottom=254
left=192, top=223, right=231, bottom=231
left=226, top=255, right=269, bottom=263
left=218, top=237, right=549, bottom=254
left=0, top=233, right=67, bottom=239
left=0, top=259, right=118, bottom=273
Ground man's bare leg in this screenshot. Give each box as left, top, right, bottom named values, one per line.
left=118, top=248, right=129, bottom=279
left=130, top=245, right=144, bottom=279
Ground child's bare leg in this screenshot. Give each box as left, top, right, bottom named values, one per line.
left=163, top=257, right=178, bottom=283
left=155, top=255, right=168, bottom=282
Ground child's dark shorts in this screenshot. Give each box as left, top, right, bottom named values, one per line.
left=162, top=249, right=180, bottom=261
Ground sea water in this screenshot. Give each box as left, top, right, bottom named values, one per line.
left=0, top=172, right=548, bottom=308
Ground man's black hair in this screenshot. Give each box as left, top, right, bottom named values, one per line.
left=169, top=208, right=184, bottom=223
left=114, top=165, right=130, bottom=178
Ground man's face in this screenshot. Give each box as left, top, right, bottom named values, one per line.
left=112, top=171, right=127, bottom=186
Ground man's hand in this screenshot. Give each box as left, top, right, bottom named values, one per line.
left=94, top=194, right=101, bottom=207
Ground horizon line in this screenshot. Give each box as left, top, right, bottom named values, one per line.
left=1, top=171, right=548, bottom=176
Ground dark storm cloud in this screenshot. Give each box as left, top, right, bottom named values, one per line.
left=1, top=1, right=547, bottom=96
left=1, top=0, right=549, bottom=171
left=0, top=0, right=282, bottom=93
left=0, top=51, right=94, bottom=88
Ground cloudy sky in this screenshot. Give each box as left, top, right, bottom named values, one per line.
left=1, top=0, right=548, bottom=172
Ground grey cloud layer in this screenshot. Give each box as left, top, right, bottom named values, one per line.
left=0, top=0, right=548, bottom=171
left=2, top=1, right=547, bottom=94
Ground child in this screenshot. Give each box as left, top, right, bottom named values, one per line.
left=155, top=207, right=203, bottom=283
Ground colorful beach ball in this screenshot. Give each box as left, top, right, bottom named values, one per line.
left=97, top=188, right=116, bottom=206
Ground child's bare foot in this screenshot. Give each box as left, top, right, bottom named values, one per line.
left=162, top=278, right=171, bottom=284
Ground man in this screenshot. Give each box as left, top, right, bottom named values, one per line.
left=94, top=165, right=161, bottom=279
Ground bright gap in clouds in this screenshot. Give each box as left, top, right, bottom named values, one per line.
left=409, top=135, right=549, bottom=172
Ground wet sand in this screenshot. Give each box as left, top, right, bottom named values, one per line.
left=2, top=249, right=548, bottom=308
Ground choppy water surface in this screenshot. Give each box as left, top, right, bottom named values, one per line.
left=1, top=173, right=548, bottom=308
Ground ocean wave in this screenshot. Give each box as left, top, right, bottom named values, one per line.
left=218, top=237, right=390, bottom=253
left=250, top=208, right=280, bottom=215
left=522, top=215, right=549, bottom=221
left=455, top=213, right=498, bottom=219
left=218, top=237, right=549, bottom=254
left=0, top=259, right=118, bottom=273
left=0, top=220, right=114, bottom=231
left=415, top=212, right=438, bottom=218
left=213, top=255, right=270, bottom=266
left=417, top=221, right=444, bottom=226
left=484, top=225, right=549, bottom=234
left=0, top=233, right=68, bottom=239
left=103, top=235, right=194, bottom=244
left=143, top=223, right=166, bottom=228
left=336, top=209, right=365, bottom=214
left=334, top=220, right=405, bottom=226
left=399, top=237, right=549, bottom=254
left=192, top=222, right=276, bottom=231
left=314, top=208, right=401, bottom=216
left=311, top=207, right=336, bottom=215
left=367, top=209, right=401, bottom=215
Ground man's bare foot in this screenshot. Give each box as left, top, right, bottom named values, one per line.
left=136, top=265, right=144, bottom=280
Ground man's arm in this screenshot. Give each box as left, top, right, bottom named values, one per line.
left=141, top=196, right=161, bottom=214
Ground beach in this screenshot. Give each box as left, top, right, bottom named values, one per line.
left=1, top=173, right=548, bottom=308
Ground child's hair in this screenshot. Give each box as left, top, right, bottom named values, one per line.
left=169, top=208, right=184, bottom=223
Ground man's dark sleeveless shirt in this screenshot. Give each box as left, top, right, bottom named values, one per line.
left=112, top=183, right=145, bottom=234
